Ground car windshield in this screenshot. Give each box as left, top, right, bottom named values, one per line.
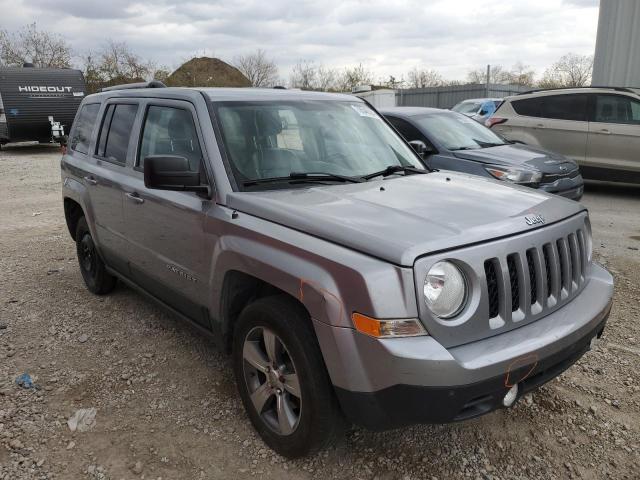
left=452, top=101, right=482, bottom=115
left=211, top=100, right=424, bottom=188
left=413, top=111, right=508, bottom=151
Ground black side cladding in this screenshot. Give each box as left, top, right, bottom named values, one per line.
left=0, top=67, right=86, bottom=143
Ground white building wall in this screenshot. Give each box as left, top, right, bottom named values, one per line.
left=592, top=0, right=640, bottom=87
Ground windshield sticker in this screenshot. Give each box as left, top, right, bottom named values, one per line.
left=351, top=104, right=380, bottom=119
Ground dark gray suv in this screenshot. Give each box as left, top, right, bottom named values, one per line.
left=61, top=83, right=613, bottom=458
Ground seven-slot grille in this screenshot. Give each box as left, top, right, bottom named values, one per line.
left=484, top=227, right=588, bottom=321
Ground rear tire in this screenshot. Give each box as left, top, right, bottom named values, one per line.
left=75, top=216, right=117, bottom=294
left=232, top=295, right=344, bottom=458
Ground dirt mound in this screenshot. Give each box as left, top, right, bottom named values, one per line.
left=166, top=57, right=250, bottom=87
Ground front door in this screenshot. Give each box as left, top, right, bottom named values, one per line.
left=586, top=93, right=640, bottom=178
left=122, top=100, right=212, bottom=328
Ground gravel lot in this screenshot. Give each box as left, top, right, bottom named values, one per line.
left=1, top=144, right=639, bottom=480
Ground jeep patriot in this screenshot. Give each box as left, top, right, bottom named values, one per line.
left=61, top=83, right=614, bottom=458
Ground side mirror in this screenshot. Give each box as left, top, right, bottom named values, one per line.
left=408, top=140, right=434, bottom=157
left=143, top=155, right=208, bottom=193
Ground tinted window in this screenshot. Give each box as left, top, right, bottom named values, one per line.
left=542, top=94, right=587, bottom=121
left=512, top=97, right=542, bottom=117
left=96, top=104, right=138, bottom=164
left=593, top=95, right=640, bottom=124
left=139, top=106, right=203, bottom=171
left=386, top=116, right=427, bottom=144
left=513, top=94, right=587, bottom=121
left=70, top=103, right=100, bottom=154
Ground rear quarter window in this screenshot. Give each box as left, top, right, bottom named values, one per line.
left=70, top=103, right=100, bottom=154
left=511, top=97, right=542, bottom=117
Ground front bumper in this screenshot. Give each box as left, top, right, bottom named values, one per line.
left=314, top=264, right=613, bottom=430
left=538, top=174, right=584, bottom=200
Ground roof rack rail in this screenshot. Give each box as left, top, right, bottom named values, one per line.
left=101, top=80, right=167, bottom=92
left=517, top=85, right=639, bottom=95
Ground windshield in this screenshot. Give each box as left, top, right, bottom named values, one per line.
left=452, top=101, right=482, bottom=115
left=413, top=111, right=508, bottom=151
left=211, top=100, right=424, bottom=188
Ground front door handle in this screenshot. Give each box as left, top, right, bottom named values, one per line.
left=125, top=192, right=144, bottom=204
left=597, top=129, right=611, bottom=135
left=83, top=176, right=97, bottom=186
left=535, top=123, right=545, bottom=129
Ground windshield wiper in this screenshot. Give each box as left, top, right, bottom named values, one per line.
left=362, top=165, right=429, bottom=180
left=243, top=172, right=363, bottom=187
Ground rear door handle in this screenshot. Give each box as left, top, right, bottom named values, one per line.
left=125, top=192, right=144, bottom=204
left=535, top=123, right=545, bottom=129
left=597, top=129, right=611, bottom=135
left=83, top=176, right=97, bottom=186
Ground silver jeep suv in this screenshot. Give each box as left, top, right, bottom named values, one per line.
left=61, top=83, right=614, bottom=458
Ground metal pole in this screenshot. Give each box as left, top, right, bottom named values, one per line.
left=486, top=64, right=490, bottom=97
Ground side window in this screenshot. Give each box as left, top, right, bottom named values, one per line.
left=593, top=95, right=640, bottom=124
left=139, top=106, right=202, bottom=172
left=70, top=103, right=100, bottom=154
left=95, top=104, right=138, bottom=164
left=387, top=116, right=428, bottom=144
left=511, top=97, right=542, bottom=117
left=541, top=94, right=587, bottom=121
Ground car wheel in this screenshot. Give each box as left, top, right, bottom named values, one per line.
left=233, top=295, right=344, bottom=458
left=75, top=216, right=117, bottom=294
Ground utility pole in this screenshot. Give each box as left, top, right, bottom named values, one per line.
left=486, top=64, right=490, bottom=97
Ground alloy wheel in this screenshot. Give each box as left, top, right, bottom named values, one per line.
left=242, top=326, right=302, bottom=435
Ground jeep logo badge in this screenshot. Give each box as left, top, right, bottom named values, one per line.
left=525, top=214, right=545, bottom=226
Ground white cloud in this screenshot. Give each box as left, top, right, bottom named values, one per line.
left=0, top=0, right=599, bottom=82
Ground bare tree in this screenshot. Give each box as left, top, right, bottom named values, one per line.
left=508, top=62, right=536, bottom=87
left=406, top=67, right=444, bottom=88
left=538, top=53, right=593, bottom=88
left=233, top=49, right=279, bottom=87
left=0, top=23, right=72, bottom=68
left=289, top=60, right=318, bottom=90
left=80, top=40, right=154, bottom=93
left=316, top=65, right=339, bottom=91
left=467, top=65, right=512, bottom=85
left=337, top=64, right=373, bottom=92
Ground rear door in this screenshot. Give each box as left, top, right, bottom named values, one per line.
left=82, top=100, right=139, bottom=274
left=586, top=93, right=640, bottom=176
left=514, top=94, right=589, bottom=163
left=122, top=99, right=212, bottom=328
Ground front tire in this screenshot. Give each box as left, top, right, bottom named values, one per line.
left=232, top=295, right=343, bottom=458
left=75, top=216, right=117, bottom=294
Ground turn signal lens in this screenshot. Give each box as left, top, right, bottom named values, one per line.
left=352, top=313, right=427, bottom=338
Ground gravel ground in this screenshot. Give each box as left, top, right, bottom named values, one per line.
left=1, top=144, right=639, bottom=480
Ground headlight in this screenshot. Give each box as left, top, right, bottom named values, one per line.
left=424, top=261, right=467, bottom=318
left=485, top=165, right=542, bottom=184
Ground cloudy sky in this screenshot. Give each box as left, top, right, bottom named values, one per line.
left=0, top=0, right=600, bottom=81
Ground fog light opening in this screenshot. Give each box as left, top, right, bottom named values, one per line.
left=503, top=383, right=519, bottom=407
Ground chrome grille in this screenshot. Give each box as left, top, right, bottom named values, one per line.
left=484, top=227, right=587, bottom=321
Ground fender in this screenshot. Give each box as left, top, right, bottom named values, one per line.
left=206, top=210, right=418, bottom=333
left=62, top=175, right=99, bottom=241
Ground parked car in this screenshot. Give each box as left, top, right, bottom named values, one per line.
left=486, top=87, right=640, bottom=183
left=451, top=97, right=502, bottom=122
left=380, top=107, right=584, bottom=200
left=62, top=83, right=613, bottom=458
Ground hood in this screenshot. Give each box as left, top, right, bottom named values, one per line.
left=452, top=144, right=578, bottom=174
left=227, top=172, right=584, bottom=266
